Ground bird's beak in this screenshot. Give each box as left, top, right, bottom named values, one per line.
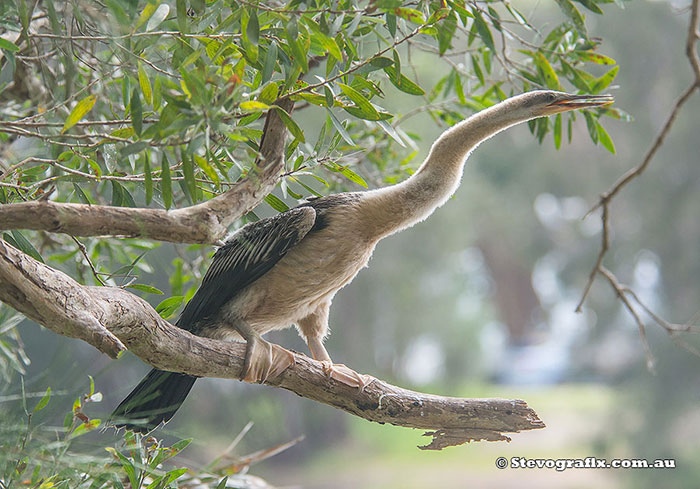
left=545, top=94, right=614, bottom=114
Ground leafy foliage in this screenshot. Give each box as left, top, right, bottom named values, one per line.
left=1, top=0, right=618, bottom=216
left=0, top=378, right=285, bottom=488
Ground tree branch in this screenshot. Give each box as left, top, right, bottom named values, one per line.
left=0, top=239, right=544, bottom=449
left=0, top=98, right=294, bottom=244
left=576, top=0, right=700, bottom=358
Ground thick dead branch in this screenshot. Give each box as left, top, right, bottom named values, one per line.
left=0, top=239, right=544, bottom=449
left=0, top=99, right=294, bottom=244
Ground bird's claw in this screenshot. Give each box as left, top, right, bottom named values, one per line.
left=319, top=361, right=374, bottom=391
left=242, top=339, right=295, bottom=383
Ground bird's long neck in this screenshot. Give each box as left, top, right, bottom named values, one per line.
left=359, top=99, right=528, bottom=240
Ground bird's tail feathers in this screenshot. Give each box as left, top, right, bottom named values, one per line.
left=110, top=369, right=197, bottom=433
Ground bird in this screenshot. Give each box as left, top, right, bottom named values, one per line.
left=111, top=90, right=613, bottom=432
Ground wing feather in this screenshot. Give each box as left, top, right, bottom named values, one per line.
left=176, top=206, right=316, bottom=332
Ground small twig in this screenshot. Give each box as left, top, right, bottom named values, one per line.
left=589, top=82, right=698, bottom=216
left=0, top=118, right=158, bottom=128
left=575, top=202, right=609, bottom=312
left=598, top=266, right=655, bottom=372
left=576, top=0, right=700, bottom=358
left=70, top=236, right=105, bottom=286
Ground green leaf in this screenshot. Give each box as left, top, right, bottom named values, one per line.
left=338, top=83, right=380, bottom=121
left=561, top=60, right=592, bottom=91
left=131, top=88, right=143, bottom=136
left=62, top=95, right=97, bottom=133
left=377, top=120, right=405, bottom=147
left=240, top=100, right=270, bottom=111
left=153, top=75, right=162, bottom=110
left=180, top=48, right=204, bottom=69
left=340, top=167, right=367, bottom=188
left=447, top=0, right=474, bottom=24
left=258, top=82, right=279, bottom=105
left=146, top=3, right=169, bottom=31
left=120, top=141, right=148, bottom=157
left=473, top=11, right=495, bottom=51
left=602, top=107, right=633, bottom=122
left=170, top=438, right=193, bottom=453
left=391, top=7, right=425, bottom=23
left=73, top=183, right=93, bottom=204
left=438, top=12, right=457, bottom=55
left=274, top=106, right=305, bottom=142
left=144, top=154, right=153, bottom=204
left=326, top=110, right=354, bottom=146
left=471, top=55, right=484, bottom=85
left=286, top=18, right=309, bottom=73
left=134, top=1, right=158, bottom=31
left=161, top=155, right=172, bottom=209
left=534, top=52, right=561, bottom=90
left=383, top=67, right=425, bottom=95
left=195, top=154, right=219, bottom=184
left=554, top=113, right=562, bottom=149
left=111, top=181, right=135, bottom=207
left=583, top=111, right=598, bottom=143
left=127, top=283, right=164, bottom=295
left=324, top=87, right=335, bottom=108
left=182, top=153, right=196, bottom=202
left=246, top=9, right=259, bottom=45
left=302, top=17, right=341, bottom=61
left=386, top=13, right=396, bottom=37
left=6, top=231, right=44, bottom=263
left=574, top=0, right=603, bottom=15
left=0, top=38, right=19, bottom=53
left=554, top=0, right=587, bottom=36
left=262, top=42, right=277, bottom=84
left=576, top=50, right=616, bottom=65
left=596, top=121, right=615, bottom=153
left=164, top=468, right=188, bottom=484
left=264, top=193, right=289, bottom=212
left=138, top=62, right=152, bottom=105
left=111, top=449, right=139, bottom=489
left=504, top=3, right=532, bottom=29
left=176, top=0, right=188, bottom=32
left=590, top=65, right=619, bottom=93
left=33, top=387, right=51, bottom=413
left=156, top=296, right=185, bottom=319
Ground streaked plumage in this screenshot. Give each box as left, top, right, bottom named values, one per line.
left=112, top=91, right=613, bottom=432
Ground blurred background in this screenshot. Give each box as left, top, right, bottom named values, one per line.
left=4, top=0, right=700, bottom=487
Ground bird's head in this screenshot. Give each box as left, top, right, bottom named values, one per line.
left=519, top=90, right=614, bottom=118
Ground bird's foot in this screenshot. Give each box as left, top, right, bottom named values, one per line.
left=242, top=339, right=295, bottom=383
left=319, top=361, right=374, bottom=391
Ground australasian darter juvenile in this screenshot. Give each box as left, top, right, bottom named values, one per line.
left=112, top=90, right=613, bottom=432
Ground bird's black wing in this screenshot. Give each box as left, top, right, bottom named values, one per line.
left=176, top=206, right=316, bottom=332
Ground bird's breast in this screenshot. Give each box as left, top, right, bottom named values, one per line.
left=235, top=220, right=376, bottom=331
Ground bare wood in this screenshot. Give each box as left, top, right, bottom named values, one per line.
left=0, top=239, right=126, bottom=358
left=0, top=239, right=544, bottom=449
left=0, top=98, right=294, bottom=244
